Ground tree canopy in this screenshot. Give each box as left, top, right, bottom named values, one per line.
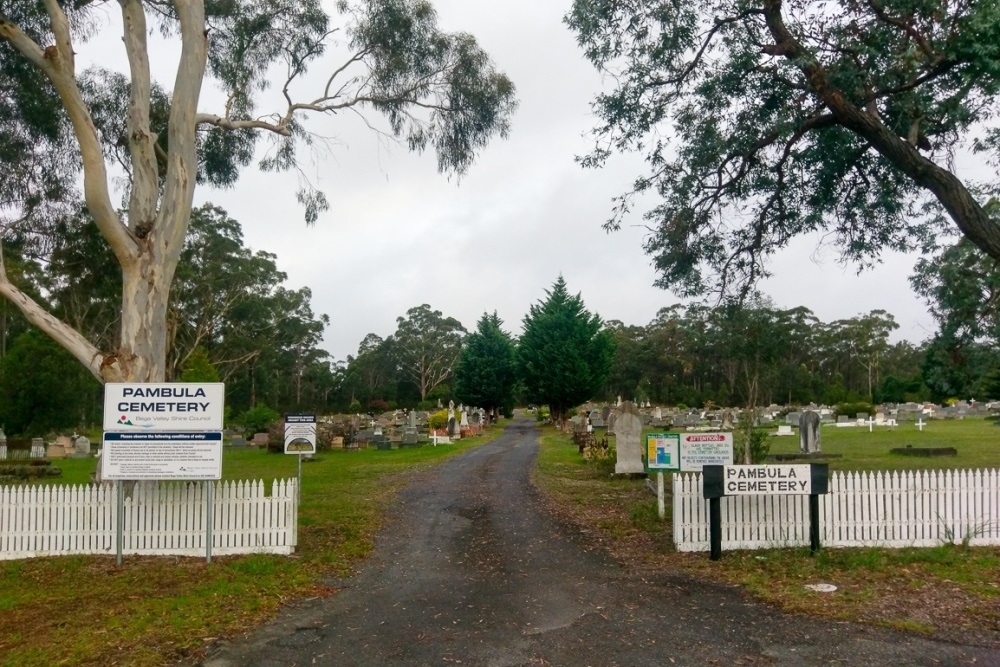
left=567, top=0, right=1000, bottom=298
left=518, top=277, right=615, bottom=422
left=393, top=304, right=466, bottom=401
left=453, top=312, right=517, bottom=418
left=0, top=0, right=515, bottom=384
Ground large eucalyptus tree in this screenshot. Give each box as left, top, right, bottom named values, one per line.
left=0, top=0, right=515, bottom=383
left=568, top=0, right=1000, bottom=298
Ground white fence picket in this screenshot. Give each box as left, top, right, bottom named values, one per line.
left=673, top=468, right=1000, bottom=551
left=0, top=479, right=297, bottom=560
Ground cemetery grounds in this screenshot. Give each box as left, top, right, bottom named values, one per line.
left=1, top=417, right=998, bottom=664
left=0, top=426, right=508, bottom=666
left=534, top=417, right=1000, bottom=648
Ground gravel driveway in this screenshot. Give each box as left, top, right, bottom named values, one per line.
left=201, top=418, right=1000, bottom=667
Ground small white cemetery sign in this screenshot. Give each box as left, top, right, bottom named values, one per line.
left=723, top=464, right=811, bottom=495
left=284, top=413, right=317, bottom=454
left=679, top=433, right=733, bottom=472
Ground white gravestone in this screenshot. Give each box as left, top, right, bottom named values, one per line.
left=614, top=402, right=644, bottom=475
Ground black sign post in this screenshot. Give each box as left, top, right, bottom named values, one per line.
left=703, top=463, right=829, bottom=560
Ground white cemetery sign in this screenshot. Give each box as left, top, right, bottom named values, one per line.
left=104, top=383, right=225, bottom=431
left=679, top=433, right=734, bottom=472
left=101, top=432, right=223, bottom=480
left=722, top=464, right=812, bottom=495
left=284, top=413, right=317, bottom=454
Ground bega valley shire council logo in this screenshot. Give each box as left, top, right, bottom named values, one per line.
left=117, top=414, right=154, bottom=428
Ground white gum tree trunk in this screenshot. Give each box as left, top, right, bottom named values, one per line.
left=0, top=0, right=207, bottom=383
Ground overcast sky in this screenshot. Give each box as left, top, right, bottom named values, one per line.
left=76, top=0, right=944, bottom=361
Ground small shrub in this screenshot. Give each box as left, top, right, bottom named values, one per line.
left=428, top=410, right=449, bottom=430
left=238, top=405, right=280, bottom=436
left=835, top=402, right=874, bottom=418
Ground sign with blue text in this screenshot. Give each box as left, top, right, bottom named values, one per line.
left=103, top=383, right=225, bottom=431
left=101, top=432, right=223, bottom=480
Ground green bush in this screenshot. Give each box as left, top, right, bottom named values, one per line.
left=428, top=410, right=449, bottom=430
left=238, top=405, right=280, bottom=436
left=835, top=402, right=874, bottom=418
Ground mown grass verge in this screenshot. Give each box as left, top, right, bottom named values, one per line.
left=533, top=423, right=1000, bottom=647
left=0, top=425, right=507, bottom=666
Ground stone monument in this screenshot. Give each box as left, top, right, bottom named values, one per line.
left=799, top=410, right=821, bottom=454
left=614, top=401, right=644, bottom=475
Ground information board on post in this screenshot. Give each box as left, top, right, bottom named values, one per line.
left=101, top=432, right=223, bottom=480
left=679, top=433, right=734, bottom=472
left=284, top=413, right=317, bottom=454
left=645, top=433, right=680, bottom=472
left=103, top=383, right=225, bottom=431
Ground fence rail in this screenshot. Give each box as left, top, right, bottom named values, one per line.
left=0, top=479, right=297, bottom=560
left=672, top=469, right=1000, bottom=551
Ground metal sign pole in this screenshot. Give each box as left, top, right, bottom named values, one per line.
left=206, top=480, right=214, bottom=564
left=297, top=453, right=303, bottom=507
left=116, top=480, right=124, bottom=566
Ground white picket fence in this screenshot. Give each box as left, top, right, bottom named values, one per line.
left=673, top=469, right=1000, bottom=551
left=0, top=479, right=297, bottom=560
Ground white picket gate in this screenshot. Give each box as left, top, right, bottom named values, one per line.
left=0, top=479, right=297, bottom=560
left=673, top=469, right=1000, bottom=552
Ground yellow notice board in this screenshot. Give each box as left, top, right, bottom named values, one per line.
left=645, top=433, right=680, bottom=471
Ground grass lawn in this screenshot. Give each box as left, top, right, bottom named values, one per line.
left=534, top=419, right=1000, bottom=646
left=0, top=426, right=507, bottom=666
left=765, top=418, right=1000, bottom=471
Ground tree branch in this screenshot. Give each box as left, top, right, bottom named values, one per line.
left=120, top=0, right=160, bottom=229
left=195, top=113, right=292, bottom=136
left=0, top=15, right=139, bottom=268
left=0, top=244, right=106, bottom=381
left=155, top=0, right=208, bottom=275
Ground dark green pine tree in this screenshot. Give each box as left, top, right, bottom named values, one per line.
left=453, top=312, right=517, bottom=420
left=518, top=277, right=615, bottom=425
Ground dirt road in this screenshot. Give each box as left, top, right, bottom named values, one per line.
left=202, top=419, right=999, bottom=666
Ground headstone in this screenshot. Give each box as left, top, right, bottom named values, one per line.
left=231, top=435, right=247, bottom=447
left=601, top=406, right=611, bottom=424
left=448, top=417, right=460, bottom=437
left=73, top=436, right=91, bottom=458
left=799, top=411, right=821, bottom=453
left=46, top=443, right=66, bottom=459
left=837, top=415, right=849, bottom=424
left=607, top=410, right=618, bottom=435
left=776, top=425, right=793, bottom=436
left=408, top=411, right=417, bottom=429
left=653, top=406, right=662, bottom=420
left=721, top=409, right=734, bottom=430
left=460, top=411, right=469, bottom=427
left=786, top=412, right=801, bottom=426
left=253, top=432, right=269, bottom=446
left=470, top=411, right=482, bottom=426
left=613, top=402, right=644, bottom=475
left=402, top=429, right=419, bottom=445
left=56, top=435, right=73, bottom=455
left=856, top=412, right=868, bottom=421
